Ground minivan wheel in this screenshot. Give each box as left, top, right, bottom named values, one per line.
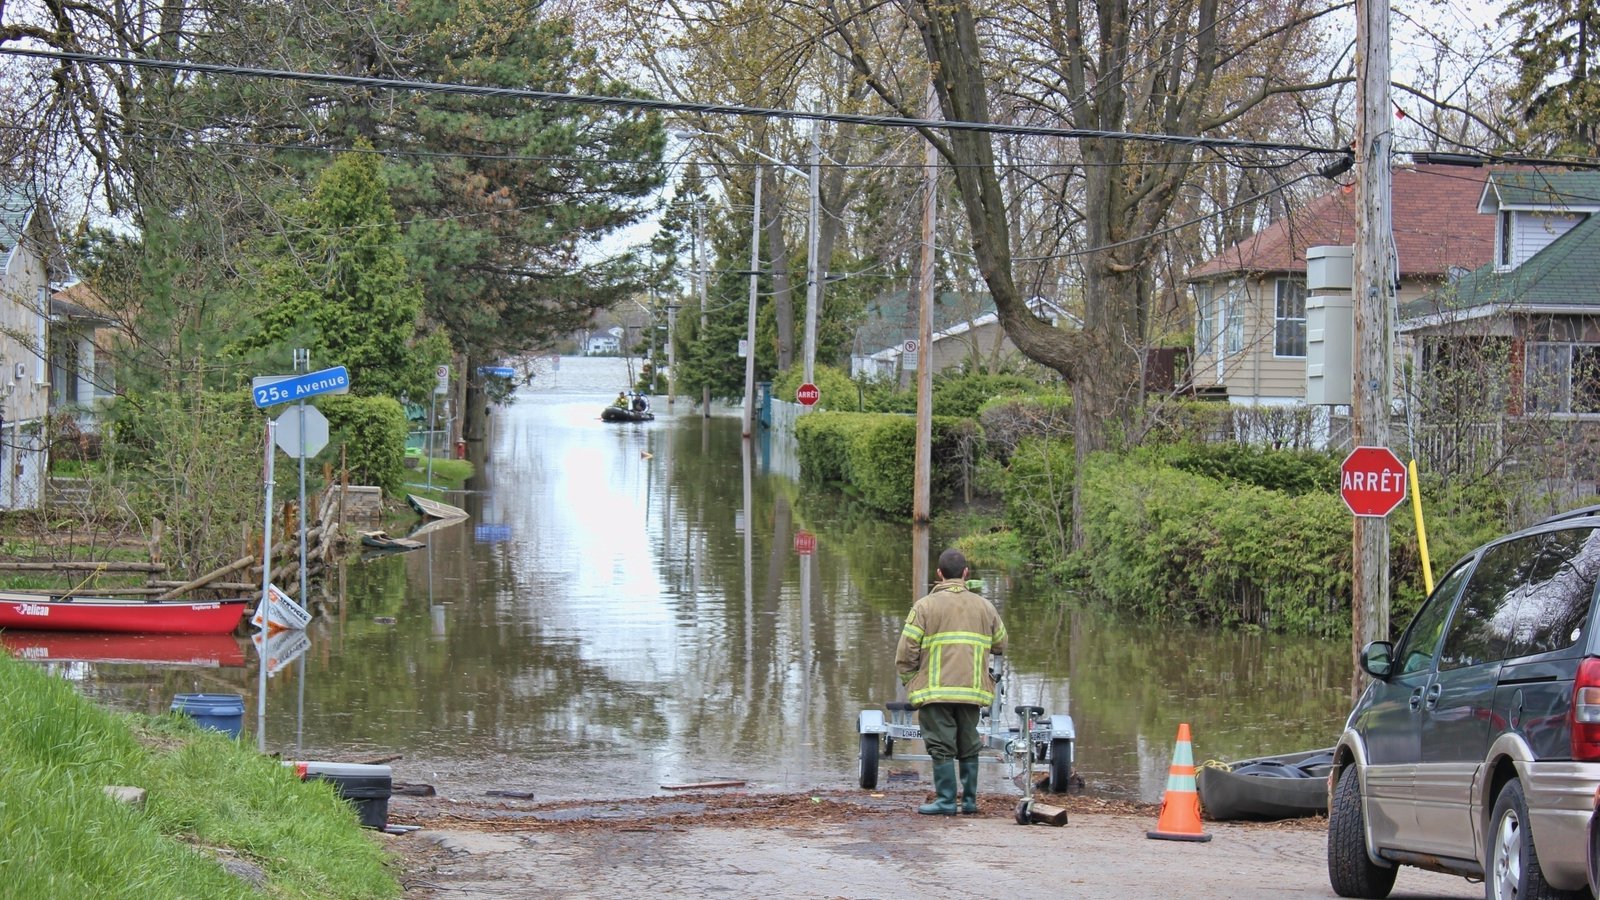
left=1328, top=765, right=1397, bottom=899
left=1488, top=779, right=1571, bottom=900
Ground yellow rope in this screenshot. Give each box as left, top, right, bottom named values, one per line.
left=58, top=562, right=108, bottom=600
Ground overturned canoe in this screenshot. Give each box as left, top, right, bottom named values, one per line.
left=1197, top=748, right=1334, bottom=822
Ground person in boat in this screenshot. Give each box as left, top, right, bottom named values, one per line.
left=631, top=393, right=648, bottom=413
left=895, top=548, right=1007, bottom=816
left=612, top=391, right=629, bottom=409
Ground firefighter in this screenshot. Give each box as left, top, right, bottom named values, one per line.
left=895, top=548, right=1007, bottom=815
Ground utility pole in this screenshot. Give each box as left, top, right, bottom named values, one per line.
left=913, top=83, right=937, bottom=530
left=1352, top=0, right=1395, bottom=672
left=667, top=303, right=678, bottom=407
left=698, top=202, right=711, bottom=417
left=742, top=165, right=762, bottom=439
left=802, top=122, right=821, bottom=389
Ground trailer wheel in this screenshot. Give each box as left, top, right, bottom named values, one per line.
left=1048, top=738, right=1074, bottom=793
left=1015, top=798, right=1033, bottom=826
left=858, top=733, right=880, bottom=789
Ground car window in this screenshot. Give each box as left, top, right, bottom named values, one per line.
left=1439, top=537, right=1540, bottom=670
left=1504, top=527, right=1600, bottom=657
left=1395, top=562, right=1471, bottom=676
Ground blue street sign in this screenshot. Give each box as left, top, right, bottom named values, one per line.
left=252, top=366, right=351, bottom=408
left=477, top=366, right=516, bottom=378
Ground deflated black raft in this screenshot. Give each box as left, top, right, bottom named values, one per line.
left=1196, top=748, right=1334, bottom=822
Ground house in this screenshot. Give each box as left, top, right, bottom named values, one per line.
left=50, top=281, right=117, bottom=424
left=850, top=290, right=1076, bottom=383
left=0, top=188, right=74, bottom=510
left=1186, top=165, right=1497, bottom=406
left=585, top=326, right=623, bottom=356
left=1400, top=169, right=1600, bottom=421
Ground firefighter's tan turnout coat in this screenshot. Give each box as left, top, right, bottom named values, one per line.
left=895, top=580, right=1008, bottom=707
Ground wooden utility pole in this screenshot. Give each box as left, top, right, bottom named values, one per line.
left=913, top=85, right=937, bottom=528
left=1352, top=0, right=1394, bottom=671
left=742, top=166, right=762, bottom=439
left=698, top=203, right=711, bottom=417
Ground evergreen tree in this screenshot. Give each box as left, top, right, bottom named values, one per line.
left=235, top=149, right=445, bottom=399
left=1504, top=0, right=1600, bottom=153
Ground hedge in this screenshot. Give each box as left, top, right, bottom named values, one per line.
left=795, top=411, right=981, bottom=516
left=318, top=394, right=408, bottom=496
left=1072, top=452, right=1354, bottom=635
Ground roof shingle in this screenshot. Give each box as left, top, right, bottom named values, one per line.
left=1188, top=165, right=1496, bottom=281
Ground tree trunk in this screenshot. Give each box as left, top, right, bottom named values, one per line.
left=762, top=167, right=796, bottom=372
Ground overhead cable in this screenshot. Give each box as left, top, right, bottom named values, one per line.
left=0, top=46, right=1348, bottom=158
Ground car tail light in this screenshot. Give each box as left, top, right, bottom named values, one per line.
left=1572, top=657, right=1600, bottom=761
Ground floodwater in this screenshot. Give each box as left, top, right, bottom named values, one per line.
left=24, top=357, right=1355, bottom=803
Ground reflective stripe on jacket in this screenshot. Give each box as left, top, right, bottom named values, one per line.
left=895, top=580, right=1008, bottom=707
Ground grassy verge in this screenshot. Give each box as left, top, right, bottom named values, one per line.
left=0, top=653, right=399, bottom=898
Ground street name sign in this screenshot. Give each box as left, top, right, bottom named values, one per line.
left=252, top=367, right=350, bottom=408
left=1340, top=446, right=1407, bottom=517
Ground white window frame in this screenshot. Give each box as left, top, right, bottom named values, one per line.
left=1194, top=283, right=1215, bottom=357
left=1224, top=281, right=1245, bottom=355
left=1274, top=278, right=1307, bottom=359
left=1526, top=341, right=1600, bottom=416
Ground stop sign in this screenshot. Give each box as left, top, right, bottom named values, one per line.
left=794, top=530, right=816, bottom=555
left=796, top=382, right=820, bottom=407
left=1340, top=446, right=1408, bottom=517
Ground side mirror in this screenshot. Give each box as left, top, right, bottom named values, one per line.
left=1359, top=641, right=1394, bottom=680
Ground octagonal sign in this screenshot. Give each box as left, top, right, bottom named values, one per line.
left=1340, top=446, right=1407, bottom=518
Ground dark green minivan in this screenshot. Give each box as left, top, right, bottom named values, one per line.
left=1329, top=516, right=1600, bottom=899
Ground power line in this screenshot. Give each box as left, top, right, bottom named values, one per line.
left=0, top=46, right=1350, bottom=159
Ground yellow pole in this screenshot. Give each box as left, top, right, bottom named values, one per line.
left=1408, top=459, right=1433, bottom=595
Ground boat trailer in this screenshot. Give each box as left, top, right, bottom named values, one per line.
left=856, top=659, right=1075, bottom=824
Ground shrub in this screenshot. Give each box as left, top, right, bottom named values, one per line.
left=931, top=372, right=1039, bottom=419
left=1160, top=442, right=1341, bottom=495
left=319, top=394, right=408, bottom=495
left=772, top=364, right=862, bottom=411
left=795, top=411, right=981, bottom=516
left=978, top=391, right=1072, bottom=462
left=1073, top=453, right=1353, bottom=635
left=1000, top=438, right=1075, bottom=561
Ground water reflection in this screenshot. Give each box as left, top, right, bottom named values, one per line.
left=12, top=358, right=1357, bottom=803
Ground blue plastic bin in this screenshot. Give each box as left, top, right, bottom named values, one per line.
left=171, top=693, right=244, bottom=738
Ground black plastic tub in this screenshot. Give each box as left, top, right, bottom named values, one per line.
left=290, top=761, right=392, bottom=829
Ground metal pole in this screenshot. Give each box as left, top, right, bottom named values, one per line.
left=426, top=390, right=437, bottom=490
left=258, top=419, right=277, bottom=753
left=742, top=165, right=762, bottom=438
left=1352, top=0, right=1394, bottom=677
left=802, top=122, right=821, bottom=388
left=913, top=84, right=937, bottom=526
left=295, top=349, right=308, bottom=607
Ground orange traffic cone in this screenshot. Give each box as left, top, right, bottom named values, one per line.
left=1147, top=723, right=1211, bottom=842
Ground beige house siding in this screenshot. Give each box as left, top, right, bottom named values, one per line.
left=0, top=241, right=49, bottom=423
left=1194, top=275, right=1443, bottom=404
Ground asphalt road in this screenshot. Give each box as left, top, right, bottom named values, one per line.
left=395, top=799, right=1485, bottom=899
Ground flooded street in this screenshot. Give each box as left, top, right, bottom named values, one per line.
left=33, top=357, right=1355, bottom=804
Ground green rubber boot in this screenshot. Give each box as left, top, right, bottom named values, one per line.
left=959, top=757, right=979, bottom=814
left=918, top=760, right=958, bottom=815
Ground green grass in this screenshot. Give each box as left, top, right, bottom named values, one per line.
left=0, top=654, right=399, bottom=898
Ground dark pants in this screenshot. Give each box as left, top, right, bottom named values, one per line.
left=918, top=703, right=981, bottom=763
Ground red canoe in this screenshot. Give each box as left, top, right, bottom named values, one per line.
left=0, top=593, right=248, bottom=635
left=1, top=631, right=247, bottom=667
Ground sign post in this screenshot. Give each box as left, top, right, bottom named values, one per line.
left=1341, top=446, right=1407, bottom=518
left=796, top=382, right=820, bottom=408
